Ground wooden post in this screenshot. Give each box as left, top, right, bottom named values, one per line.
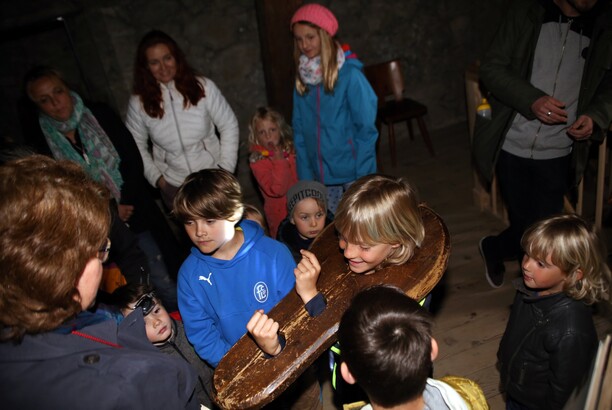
left=255, top=0, right=302, bottom=122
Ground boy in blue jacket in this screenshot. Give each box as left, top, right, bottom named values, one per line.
left=173, top=168, right=296, bottom=367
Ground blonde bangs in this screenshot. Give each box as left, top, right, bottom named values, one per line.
left=335, top=205, right=380, bottom=246
left=521, top=214, right=611, bottom=304
left=521, top=218, right=584, bottom=274
left=335, top=175, right=425, bottom=262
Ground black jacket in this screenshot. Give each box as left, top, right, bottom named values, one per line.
left=276, top=212, right=334, bottom=263
left=498, top=279, right=597, bottom=409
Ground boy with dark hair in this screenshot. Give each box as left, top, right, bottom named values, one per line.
left=173, top=168, right=296, bottom=367
left=112, top=283, right=214, bottom=408
left=338, top=285, right=488, bottom=410
left=174, top=168, right=323, bottom=409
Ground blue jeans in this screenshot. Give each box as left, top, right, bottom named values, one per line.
left=136, top=231, right=178, bottom=312
left=326, top=182, right=354, bottom=214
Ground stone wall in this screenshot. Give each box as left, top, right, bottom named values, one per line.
left=0, top=0, right=508, bottom=204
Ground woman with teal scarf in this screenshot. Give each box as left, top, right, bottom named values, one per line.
left=37, top=88, right=124, bottom=202
left=24, top=65, right=184, bottom=311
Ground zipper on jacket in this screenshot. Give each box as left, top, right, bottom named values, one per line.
left=169, top=88, right=194, bottom=174
left=316, top=86, right=324, bottom=183
left=502, top=300, right=570, bottom=392
left=348, top=138, right=356, bottom=160
left=503, top=322, right=539, bottom=391
left=530, top=18, right=573, bottom=158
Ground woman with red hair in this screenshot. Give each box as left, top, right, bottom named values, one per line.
left=126, top=30, right=239, bottom=208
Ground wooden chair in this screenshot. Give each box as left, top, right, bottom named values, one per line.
left=364, top=59, right=434, bottom=169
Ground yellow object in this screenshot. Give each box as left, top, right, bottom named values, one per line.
left=343, top=401, right=368, bottom=410
left=440, top=375, right=490, bottom=410
left=100, top=263, right=127, bottom=294
left=476, top=98, right=491, bottom=113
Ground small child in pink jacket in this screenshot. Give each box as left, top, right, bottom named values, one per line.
left=248, top=107, right=298, bottom=238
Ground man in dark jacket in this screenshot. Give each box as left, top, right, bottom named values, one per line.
left=473, top=0, right=612, bottom=287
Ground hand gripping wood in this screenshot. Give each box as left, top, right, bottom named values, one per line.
left=213, top=205, right=450, bottom=409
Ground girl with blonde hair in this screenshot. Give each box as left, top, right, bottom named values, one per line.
left=248, top=107, right=298, bottom=237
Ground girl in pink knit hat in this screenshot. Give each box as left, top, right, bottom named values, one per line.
left=290, top=3, right=379, bottom=214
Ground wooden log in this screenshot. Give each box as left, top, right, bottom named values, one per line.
left=213, top=205, right=450, bottom=409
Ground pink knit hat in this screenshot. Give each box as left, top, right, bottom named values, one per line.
left=290, top=4, right=338, bottom=36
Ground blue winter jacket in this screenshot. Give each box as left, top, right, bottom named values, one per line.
left=293, top=55, right=378, bottom=185
left=177, top=220, right=296, bottom=367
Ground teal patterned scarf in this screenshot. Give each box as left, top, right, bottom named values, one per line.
left=39, top=92, right=124, bottom=200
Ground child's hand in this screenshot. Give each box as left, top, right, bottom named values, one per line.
left=246, top=310, right=282, bottom=357
left=294, top=249, right=321, bottom=304
left=268, top=142, right=284, bottom=160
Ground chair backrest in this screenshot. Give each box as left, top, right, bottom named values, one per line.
left=364, top=59, right=405, bottom=106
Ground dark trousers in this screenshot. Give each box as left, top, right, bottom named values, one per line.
left=494, top=150, right=571, bottom=260
left=506, top=396, right=531, bottom=410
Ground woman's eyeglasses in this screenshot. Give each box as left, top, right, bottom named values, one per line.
left=130, top=292, right=157, bottom=316
left=97, top=238, right=111, bottom=263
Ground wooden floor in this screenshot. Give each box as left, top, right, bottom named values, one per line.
left=320, top=122, right=612, bottom=410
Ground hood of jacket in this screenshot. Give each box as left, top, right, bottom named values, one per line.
left=188, top=219, right=264, bottom=269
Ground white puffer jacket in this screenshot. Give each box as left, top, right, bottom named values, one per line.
left=126, top=77, right=239, bottom=187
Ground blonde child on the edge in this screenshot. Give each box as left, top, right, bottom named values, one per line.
left=498, top=214, right=611, bottom=409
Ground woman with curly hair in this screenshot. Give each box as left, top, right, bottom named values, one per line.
left=0, top=156, right=198, bottom=409
left=126, top=30, right=239, bottom=209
